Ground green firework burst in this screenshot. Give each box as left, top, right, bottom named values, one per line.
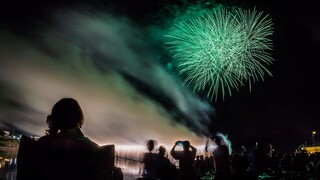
left=165, top=7, right=274, bottom=101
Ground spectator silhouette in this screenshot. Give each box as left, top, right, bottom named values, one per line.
left=36, top=98, right=106, bottom=180
left=141, top=139, right=160, bottom=179
left=199, top=155, right=208, bottom=177
left=250, top=141, right=268, bottom=177
left=212, top=136, right=231, bottom=180
left=280, top=153, right=292, bottom=171
left=229, top=153, right=256, bottom=180
left=193, top=155, right=202, bottom=179
left=158, top=146, right=177, bottom=180
left=171, top=140, right=197, bottom=180
left=39, top=98, right=99, bottom=149
left=194, top=155, right=208, bottom=179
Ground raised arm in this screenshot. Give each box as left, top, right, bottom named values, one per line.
left=170, top=141, right=179, bottom=159
left=190, top=145, right=197, bottom=158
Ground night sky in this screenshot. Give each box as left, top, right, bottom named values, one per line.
left=1, top=0, right=320, bottom=152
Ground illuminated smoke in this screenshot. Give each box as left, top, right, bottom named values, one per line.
left=0, top=9, right=213, bottom=146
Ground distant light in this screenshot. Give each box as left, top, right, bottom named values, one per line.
left=313, top=131, right=317, bottom=135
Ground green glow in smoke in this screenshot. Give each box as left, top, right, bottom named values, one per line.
left=165, top=7, right=274, bottom=101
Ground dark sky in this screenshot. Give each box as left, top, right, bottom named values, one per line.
left=1, top=0, right=320, bottom=152
left=211, top=1, right=320, bottom=151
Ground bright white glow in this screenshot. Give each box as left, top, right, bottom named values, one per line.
left=114, top=144, right=209, bottom=179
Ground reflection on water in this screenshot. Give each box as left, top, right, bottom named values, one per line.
left=0, top=149, right=18, bottom=180
left=115, top=145, right=145, bottom=179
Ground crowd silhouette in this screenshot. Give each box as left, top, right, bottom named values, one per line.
left=137, top=140, right=177, bottom=180
left=15, top=97, right=320, bottom=180
left=136, top=139, right=320, bottom=180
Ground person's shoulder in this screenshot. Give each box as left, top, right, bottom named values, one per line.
left=37, top=134, right=62, bottom=150
left=144, top=152, right=157, bottom=158
left=73, top=136, right=99, bottom=151
left=38, top=134, right=56, bottom=143
left=223, top=145, right=230, bottom=150
left=80, top=136, right=99, bottom=147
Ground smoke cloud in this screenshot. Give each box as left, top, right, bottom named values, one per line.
left=0, top=8, right=214, bottom=146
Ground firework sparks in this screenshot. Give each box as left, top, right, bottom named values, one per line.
left=165, top=7, right=274, bottom=101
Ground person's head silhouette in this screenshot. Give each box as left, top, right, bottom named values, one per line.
left=183, top=141, right=190, bottom=151
left=48, top=98, right=84, bottom=133
left=158, top=146, right=166, bottom=157
left=146, top=139, right=157, bottom=152
left=213, top=136, right=222, bottom=146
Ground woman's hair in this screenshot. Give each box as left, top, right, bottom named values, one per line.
left=48, top=98, right=84, bottom=134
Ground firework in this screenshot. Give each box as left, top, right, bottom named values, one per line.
left=165, top=7, right=274, bottom=100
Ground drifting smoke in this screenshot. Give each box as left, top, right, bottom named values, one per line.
left=0, top=8, right=214, bottom=146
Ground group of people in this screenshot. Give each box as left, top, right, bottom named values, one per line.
left=140, top=136, right=232, bottom=180
left=140, top=139, right=199, bottom=180
left=16, top=97, right=235, bottom=180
